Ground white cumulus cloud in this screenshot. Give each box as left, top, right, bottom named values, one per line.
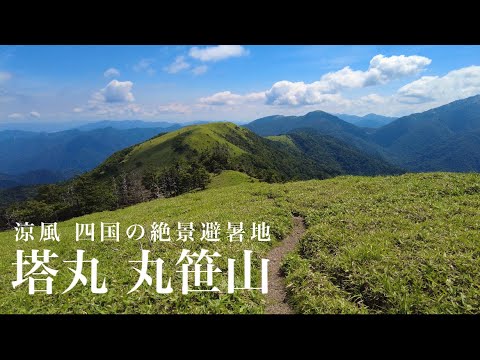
left=78, top=80, right=190, bottom=118
left=264, top=54, right=431, bottom=106
left=81, top=80, right=136, bottom=117
left=371, top=55, right=431, bottom=77
left=104, top=68, right=120, bottom=78
left=189, top=45, right=248, bottom=62
left=397, top=65, right=480, bottom=104
left=199, top=91, right=265, bottom=106
left=29, top=111, right=41, bottom=118
left=94, top=80, right=135, bottom=103
left=322, top=55, right=432, bottom=88
left=164, top=56, right=190, bottom=74
left=265, top=80, right=336, bottom=106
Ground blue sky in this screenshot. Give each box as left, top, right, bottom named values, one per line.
left=1, top=45, right=480, bottom=123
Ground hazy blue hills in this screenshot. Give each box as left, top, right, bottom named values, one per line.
left=0, top=122, right=87, bottom=133
left=0, top=120, right=235, bottom=188
left=7, top=91, right=480, bottom=224
left=0, top=127, right=169, bottom=187
left=76, top=120, right=182, bottom=131
left=0, top=119, right=210, bottom=133
left=0, top=170, right=64, bottom=189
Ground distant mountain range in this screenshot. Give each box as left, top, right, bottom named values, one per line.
left=0, top=119, right=214, bottom=133
left=3, top=94, right=480, bottom=191
left=335, top=113, right=397, bottom=128
left=0, top=170, right=64, bottom=189
left=0, top=120, right=231, bottom=188
left=76, top=120, right=182, bottom=131
left=3, top=122, right=401, bottom=224
left=246, top=95, right=480, bottom=173
left=0, top=122, right=90, bottom=133
left=0, top=127, right=169, bottom=188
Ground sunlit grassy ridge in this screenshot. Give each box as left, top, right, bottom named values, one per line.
left=120, top=122, right=248, bottom=172
left=95, top=121, right=400, bottom=182
left=206, top=170, right=258, bottom=189
left=1, top=171, right=480, bottom=314
left=266, top=135, right=297, bottom=148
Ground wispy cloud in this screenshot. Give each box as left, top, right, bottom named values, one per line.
left=133, top=59, right=156, bottom=75
left=8, top=113, right=23, bottom=119
left=192, top=65, right=208, bottom=76
left=164, top=56, right=190, bottom=74
left=104, top=68, right=120, bottom=78
left=157, top=103, right=191, bottom=114
left=189, top=45, right=249, bottom=62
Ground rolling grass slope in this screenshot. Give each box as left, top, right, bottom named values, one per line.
left=93, top=121, right=333, bottom=181
left=206, top=170, right=258, bottom=189
left=1, top=171, right=480, bottom=314
left=119, top=122, right=248, bottom=171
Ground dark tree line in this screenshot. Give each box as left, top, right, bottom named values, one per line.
left=0, top=161, right=212, bottom=229
left=143, top=162, right=209, bottom=199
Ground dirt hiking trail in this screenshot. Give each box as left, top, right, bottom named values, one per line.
left=265, top=216, right=306, bottom=314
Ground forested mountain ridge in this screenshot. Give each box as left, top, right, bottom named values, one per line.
left=247, top=95, right=480, bottom=172
left=245, top=110, right=385, bottom=157
left=335, top=113, right=397, bottom=128
left=371, top=95, right=480, bottom=168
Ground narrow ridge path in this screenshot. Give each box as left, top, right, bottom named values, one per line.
left=265, top=216, right=306, bottom=314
